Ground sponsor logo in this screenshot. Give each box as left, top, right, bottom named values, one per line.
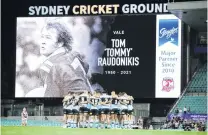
left=158, top=19, right=179, bottom=46
left=162, top=77, right=174, bottom=92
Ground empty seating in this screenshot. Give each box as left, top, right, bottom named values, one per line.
left=172, top=96, right=207, bottom=114
left=187, top=63, right=207, bottom=92
left=170, top=63, right=207, bottom=114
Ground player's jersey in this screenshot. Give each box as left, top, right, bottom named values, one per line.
left=22, top=111, right=28, bottom=119
left=90, top=96, right=100, bottom=106
left=63, top=101, right=68, bottom=109
left=112, top=97, right=119, bottom=105
left=128, top=99, right=133, bottom=105
left=79, top=93, right=89, bottom=106
left=32, top=47, right=91, bottom=97
left=71, top=96, right=79, bottom=106
left=119, top=96, right=128, bottom=105
left=127, top=98, right=133, bottom=111
left=65, top=98, right=74, bottom=109
left=100, top=94, right=111, bottom=107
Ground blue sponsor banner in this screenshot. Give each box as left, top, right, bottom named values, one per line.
left=158, top=19, right=179, bottom=46
left=168, top=113, right=208, bottom=121
left=155, top=15, right=181, bottom=98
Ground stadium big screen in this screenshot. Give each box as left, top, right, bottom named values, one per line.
left=14, top=3, right=182, bottom=98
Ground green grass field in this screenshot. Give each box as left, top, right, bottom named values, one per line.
left=1, top=127, right=207, bottom=135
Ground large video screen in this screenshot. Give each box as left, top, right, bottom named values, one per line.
left=15, top=15, right=181, bottom=98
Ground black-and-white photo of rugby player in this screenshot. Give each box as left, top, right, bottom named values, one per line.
left=25, top=22, right=91, bottom=97
left=15, top=17, right=115, bottom=97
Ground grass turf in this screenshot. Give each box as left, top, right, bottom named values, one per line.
left=1, top=126, right=207, bottom=135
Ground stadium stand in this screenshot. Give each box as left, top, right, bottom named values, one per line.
left=164, top=62, right=207, bottom=131
left=187, top=63, right=207, bottom=92
left=173, top=96, right=207, bottom=114
left=170, top=63, right=207, bottom=114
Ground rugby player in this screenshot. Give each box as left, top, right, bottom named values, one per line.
left=110, top=91, right=120, bottom=128
left=79, top=91, right=90, bottom=128
left=99, top=93, right=111, bottom=128
left=65, top=93, right=74, bottom=128
left=71, top=93, right=80, bottom=128
left=118, top=93, right=129, bottom=129
left=88, top=92, right=100, bottom=128
left=127, top=95, right=134, bottom=128
left=62, top=94, right=71, bottom=127
left=21, top=107, right=28, bottom=126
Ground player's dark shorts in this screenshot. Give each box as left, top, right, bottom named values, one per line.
left=72, top=109, right=79, bottom=114
left=111, top=108, right=120, bottom=114
left=63, top=109, right=67, bottom=114
left=90, top=109, right=99, bottom=116
left=80, top=107, right=89, bottom=113
left=100, top=108, right=110, bottom=114
left=120, top=109, right=128, bottom=115
left=66, top=109, right=73, bottom=115
left=128, top=109, right=134, bottom=115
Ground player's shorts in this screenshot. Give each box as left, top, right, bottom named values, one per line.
left=66, top=109, right=73, bottom=115
left=100, top=106, right=111, bottom=114
left=80, top=107, right=89, bottom=113
left=22, top=118, right=27, bottom=123
left=72, top=106, right=80, bottom=114
left=120, top=109, right=128, bottom=115
left=128, top=109, right=134, bottom=115
left=111, top=105, right=120, bottom=114
left=111, top=108, right=120, bottom=114
left=90, top=109, right=99, bottom=116
left=63, top=109, right=67, bottom=114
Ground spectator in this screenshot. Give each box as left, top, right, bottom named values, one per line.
left=137, top=116, right=143, bottom=129
left=149, top=125, right=153, bottom=130
left=178, top=108, right=183, bottom=117
left=175, top=108, right=179, bottom=114
left=175, top=121, right=179, bottom=129
left=184, top=106, right=187, bottom=114
left=187, top=107, right=190, bottom=113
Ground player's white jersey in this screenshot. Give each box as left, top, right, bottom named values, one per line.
left=90, top=96, right=100, bottom=106
left=79, top=92, right=89, bottom=106
left=118, top=96, right=128, bottom=109
left=63, top=101, right=68, bottom=109
left=100, top=94, right=111, bottom=107
left=22, top=111, right=28, bottom=119
left=64, top=95, right=74, bottom=109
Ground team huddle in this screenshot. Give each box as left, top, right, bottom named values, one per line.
left=62, top=91, right=134, bottom=129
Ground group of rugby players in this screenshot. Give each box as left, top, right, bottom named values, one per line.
left=62, top=91, right=134, bottom=129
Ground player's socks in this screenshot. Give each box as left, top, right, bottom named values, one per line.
left=105, top=122, right=108, bottom=128
left=74, top=121, right=77, bottom=128
left=101, top=123, right=104, bottom=128
left=124, top=120, right=128, bottom=129
left=80, top=122, right=83, bottom=128
left=95, top=122, right=99, bottom=128
left=67, top=120, right=71, bottom=128
left=82, top=122, right=85, bottom=128
left=72, top=121, right=75, bottom=128
left=111, top=121, right=114, bottom=129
